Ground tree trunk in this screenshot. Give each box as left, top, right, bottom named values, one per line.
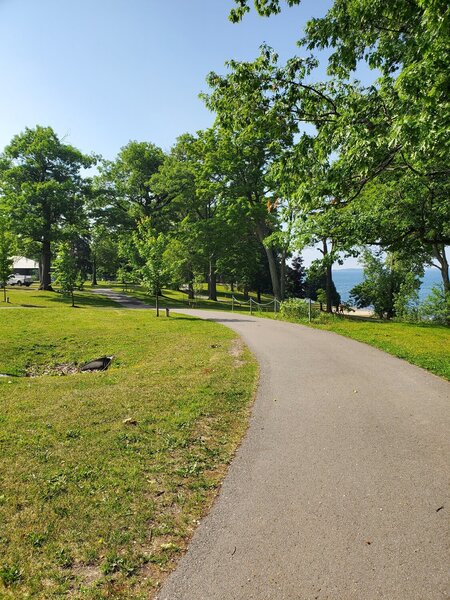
left=155, top=292, right=159, bottom=317
left=257, top=288, right=261, bottom=303
left=39, top=239, right=53, bottom=290
left=231, top=282, right=234, bottom=292
left=322, top=240, right=333, bottom=313
left=433, top=244, right=449, bottom=293
left=92, top=254, right=98, bottom=286
left=243, top=286, right=249, bottom=301
left=71, top=290, right=75, bottom=307
left=325, top=263, right=333, bottom=313
left=280, top=249, right=287, bottom=300
left=187, top=281, right=194, bottom=300
left=2, top=285, right=6, bottom=302
left=208, top=260, right=217, bottom=301
left=256, top=221, right=281, bottom=300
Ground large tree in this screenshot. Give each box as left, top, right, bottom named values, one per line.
left=0, top=126, right=93, bottom=289
left=94, top=141, right=168, bottom=232
left=152, top=132, right=261, bottom=301
left=201, top=52, right=297, bottom=299
left=228, top=0, right=450, bottom=289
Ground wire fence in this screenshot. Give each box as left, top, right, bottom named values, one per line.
left=231, top=296, right=280, bottom=314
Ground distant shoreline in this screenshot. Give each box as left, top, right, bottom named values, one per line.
left=333, top=267, right=442, bottom=304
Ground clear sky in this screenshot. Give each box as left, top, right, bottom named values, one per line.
left=0, top=0, right=373, bottom=267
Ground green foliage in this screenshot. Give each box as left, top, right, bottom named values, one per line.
left=132, top=218, right=171, bottom=301
left=350, top=250, right=422, bottom=319
left=420, top=285, right=450, bottom=326
left=0, top=213, right=16, bottom=296
left=0, top=564, right=22, bottom=587
left=0, top=126, right=93, bottom=289
left=229, top=0, right=299, bottom=22
left=227, top=1, right=450, bottom=292
left=305, top=262, right=340, bottom=308
left=284, top=255, right=306, bottom=298
left=280, top=297, right=319, bottom=320
left=94, top=140, right=167, bottom=231
left=53, top=241, right=84, bottom=307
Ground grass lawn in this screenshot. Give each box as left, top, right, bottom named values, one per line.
left=0, top=288, right=257, bottom=598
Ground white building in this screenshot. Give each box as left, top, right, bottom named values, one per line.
left=12, top=256, right=39, bottom=276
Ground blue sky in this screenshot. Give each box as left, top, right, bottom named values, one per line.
left=0, top=0, right=373, bottom=266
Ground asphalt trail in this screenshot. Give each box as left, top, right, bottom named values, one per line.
left=157, top=310, right=449, bottom=600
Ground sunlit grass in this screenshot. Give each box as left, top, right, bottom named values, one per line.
left=0, top=290, right=257, bottom=598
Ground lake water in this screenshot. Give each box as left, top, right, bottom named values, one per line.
left=333, top=268, right=442, bottom=303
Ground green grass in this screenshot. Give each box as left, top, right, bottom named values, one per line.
left=0, top=289, right=257, bottom=598
left=2, top=283, right=118, bottom=309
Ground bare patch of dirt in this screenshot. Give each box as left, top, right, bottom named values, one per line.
left=26, top=363, right=80, bottom=377
left=229, top=338, right=245, bottom=367
left=72, top=563, right=102, bottom=586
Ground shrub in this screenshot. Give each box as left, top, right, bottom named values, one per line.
left=420, top=285, right=450, bottom=325
left=280, top=298, right=320, bottom=320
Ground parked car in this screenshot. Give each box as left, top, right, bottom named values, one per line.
left=7, top=273, right=32, bottom=286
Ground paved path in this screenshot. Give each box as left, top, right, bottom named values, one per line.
left=155, top=310, right=450, bottom=600
left=91, top=287, right=152, bottom=309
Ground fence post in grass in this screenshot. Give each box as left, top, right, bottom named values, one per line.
left=165, top=307, right=170, bottom=317
left=308, top=298, right=311, bottom=322
left=232, top=296, right=234, bottom=312
left=250, top=298, right=253, bottom=315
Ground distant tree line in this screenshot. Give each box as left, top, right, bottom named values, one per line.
left=0, top=0, right=448, bottom=322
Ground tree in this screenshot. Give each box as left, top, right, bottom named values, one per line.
left=0, top=126, right=93, bottom=290
left=89, top=225, right=121, bottom=284
left=0, top=213, right=16, bottom=302
left=151, top=132, right=259, bottom=301
left=349, top=250, right=423, bottom=319
left=95, top=141, right=168, bottom=232
left=420, top=286, right=450, bottom=326
left=53, top=240, right=83, bottom=307
left=228, top=1, right=450, bottom=290
left=132, top=218, right=171, bottom=317
left=305, top=261, right=340, bottom=310
left=285, top=255, right=306, bottom=298
left=202, top=52, right=297, bottom=299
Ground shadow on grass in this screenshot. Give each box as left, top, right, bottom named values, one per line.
left=45, top=293, right=119, bottom=308
left=18, top=304, right=47, bottom=309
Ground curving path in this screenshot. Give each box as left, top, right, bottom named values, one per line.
left=156, top=310, right=450, bottom=600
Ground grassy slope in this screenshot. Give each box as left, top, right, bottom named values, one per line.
left=0, top=289, right=257, bottom=599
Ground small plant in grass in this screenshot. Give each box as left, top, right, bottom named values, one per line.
left=101, top=553, right=143, bottom=577
left=0, top=563, right=22, bottom=586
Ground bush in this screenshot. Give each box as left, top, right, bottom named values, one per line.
left=280, top=298, right=320, bottom=320
left=420, top=285, right=450, bottom=325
